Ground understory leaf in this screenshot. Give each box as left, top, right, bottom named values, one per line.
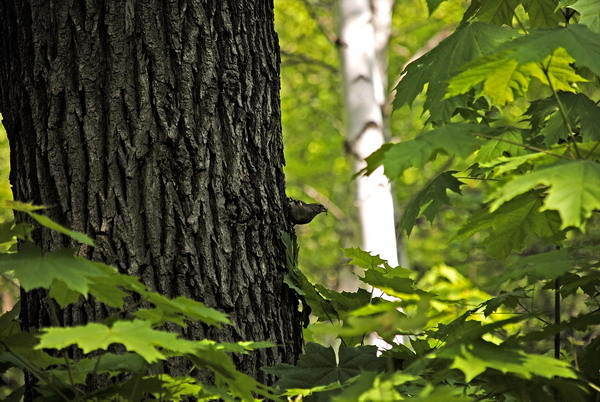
left=401, top=171, right=464, bottom=236
left=36, top=320, right=199, bottom=363
left=0, top=244, right=104, bottom=300
left=264, top=342, right=385, bottom=396
left=438, top=340, right=577, bottom=381
left=456, top=191, right=564, bottom=257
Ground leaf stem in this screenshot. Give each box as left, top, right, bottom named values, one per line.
left=511, top=9, right=528, bottom=34
left=516, top=301, right=550, bottom=325
left=129, top=373, right=142, bottom=402
left=541, top=58, right=581, bottom=159
left=454, top=176, right=499, bottom=181
left=2, top=344, right=71, bottom=402
left=584, top=142, right=600, bottom=160
left=63, top=353, right=78, bottom=398
left=470, top=132, right=571, bottom=160
left=44, top=294, right=85, bottom=398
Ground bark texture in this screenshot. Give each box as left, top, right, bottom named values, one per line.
left=0, top=0, right=301, bottom=385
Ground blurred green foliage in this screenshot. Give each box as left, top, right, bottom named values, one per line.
left=276, top=0, right=470, bottom=287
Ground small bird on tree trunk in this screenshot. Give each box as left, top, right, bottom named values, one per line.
left=287, top=198, right=328, bottom=225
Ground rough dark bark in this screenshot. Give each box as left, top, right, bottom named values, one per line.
left=0, top=0, right=301, bottom=388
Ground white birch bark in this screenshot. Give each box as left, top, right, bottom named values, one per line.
left=340, top=0, right=398, bottom=269
left=339, top=0, right=401, bottom=349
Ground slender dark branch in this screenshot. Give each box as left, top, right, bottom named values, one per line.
left=511, top=8, right=528, bottom=33
left=517, top=300, right=551, bottom=325
left=584, top=142, right=600, bottom=160
left=454, top=176, right=499, bottom=181
left=298, top=0, right=339, bottom=45
left=280, top=49, right=338, bottom=73
left=3, top=345, right=71, bottom=402
left=541, top=57, right=581, bottom=159
left=470, top=132, right=571, bottom=160
left=554, top=277, right=561, bottom=359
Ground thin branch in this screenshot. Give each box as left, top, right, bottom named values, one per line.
left=517, top=300, right=551, bottom=325
left=470, top=132, right=572, bottom=160
left=454, top=176, right=500, bottom=181
left=298, top=0, right=339, bottom=45
left=302, top=184, right=345, bottom=219
left=280, top=49, right=338, bottom=73
left=2, top=345, right=72, bottom=402
left=541, top=57, right=581, bottom=159
left=511, top=8, right=528, bottom=34
left=584, top=142, right=600, bottom=160
left=555, top=278, right=561, bottom=359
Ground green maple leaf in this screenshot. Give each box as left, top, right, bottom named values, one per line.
left=263, top=342, right=385, bottom=391
left=481, top=152, right=548, bottom=176
left=365, top=124, right=486, bottom=180
left=522, top=0, right=563, bottom=27
left=490, top=160, right=600, bottom=230
left=360, top=269, right=416, bottom=295
left=394, top=22, right=516, bottom=122
left=342, top=248, right=387, bottom=270
left=425, top=0, right=449, bottom=14
left=508, top=24, right=600, bottom=77
left=483, top=289, right=529, bottom=316
left=37, top=320, right=199, bottom=363
left=568, top=0, right=600, bottom=33
left=498, top=249, right=573, bottom=282
left=138, top=293, right=231, bottom=327
left=447, top=48, right=586, bottom=105
left=5, top=200, right=94, bottom=246
left=475, top=128, right=528, bottom=163
left=554, top=93, right=600, bottom=142
left=456, top=191, right=564, bottom=257
left=0, top=244, right=104, bottom=296
left=474, top=0, right=518, bottom=26
left=440, top=340, right=577, bottom=382
left=401, top=171, right=464, bottom=236
left=532, top=92, right=600, bottom=145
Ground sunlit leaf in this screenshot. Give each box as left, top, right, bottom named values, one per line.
left=37, top=320, right=199, bottom=363
left=0, top=244, right=103, bottom=296
left=473, top=0, right=518, bottom=25
left=508, top=24, right=600, bottom=77
left=365, top=124, right=487, bottom=180
left=4, top=200, right=94, bottom=246
left=568, top=0, right=600, bottom=33
left=490, top=160, right=600, bottom=229
left=447, top=48, right=586, bottom=105
left=394, top=22, right=517, bottom=122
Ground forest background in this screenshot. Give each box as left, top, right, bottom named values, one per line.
left=0, top=0, right=599, bottom=400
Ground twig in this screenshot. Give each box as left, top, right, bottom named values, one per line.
left=541, top=56, right=581, bottom=159
left=302, top=184, right=345, bottom=219
left=298, top=0, right=339, bottom=45
left=280, top=49, right=338, bottom=73
left=470, top=132, right=571, bottom=160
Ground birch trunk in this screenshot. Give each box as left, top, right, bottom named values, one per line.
left=340, top=0, right=398, bottom=269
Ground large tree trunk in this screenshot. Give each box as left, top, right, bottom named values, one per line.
left=0, top=0, right=301, bottom=387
